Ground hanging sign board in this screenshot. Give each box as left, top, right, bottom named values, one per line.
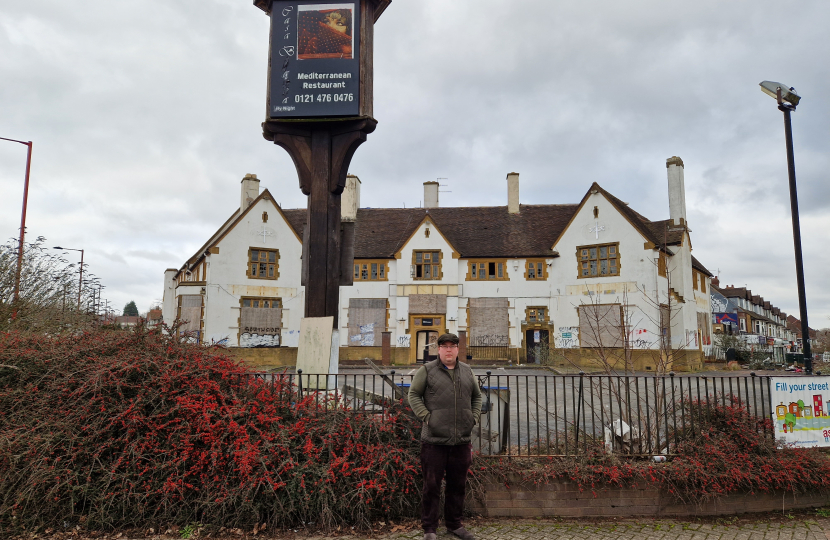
left=770, top=376, right=830, bottom=447
left=269, top=1, right=361, bottom=118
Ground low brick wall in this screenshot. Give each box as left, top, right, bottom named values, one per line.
left=470, top=478, right=829, bottom=518
left=544, top=348, right=704, bottom=373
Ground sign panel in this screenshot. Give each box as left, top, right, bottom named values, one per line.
left=270, top=1, right=360, bottom=118
left=771, top=376, right=830, bottom=447
left=714, top=313, right=738, bottom=325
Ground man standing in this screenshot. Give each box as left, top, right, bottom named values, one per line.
left=408, top=333, right=482, bottom=540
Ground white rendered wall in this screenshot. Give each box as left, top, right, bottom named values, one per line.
left=198, top=197, right=303, bottom=346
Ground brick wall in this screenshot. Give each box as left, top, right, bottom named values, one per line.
left=229, top=346, right=411, bottom=369
left=469, top=477, right=829, bottom=518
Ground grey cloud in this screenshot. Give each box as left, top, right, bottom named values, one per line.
left=2, top=0, right=829, bottom=324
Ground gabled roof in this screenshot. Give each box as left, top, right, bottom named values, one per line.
left=593, top=184, right=684, bottom=248
left=177, top=189, right=300, bottom=277
left=284, top=204, right=580, bottom=258
left=549, top=182, right=685, bottom=254
left=179, top=181, right=716, bottom=278
left=691, top=256, right=713, bottom=277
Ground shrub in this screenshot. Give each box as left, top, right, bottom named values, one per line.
left=0, top=329, right=421, bottom=534
left=659, top=396, right=830, bottom=503
left=471, top=396, right=830, bottom=505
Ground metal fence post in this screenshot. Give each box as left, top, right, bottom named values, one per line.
left=575, top=371, right=584, bottom=450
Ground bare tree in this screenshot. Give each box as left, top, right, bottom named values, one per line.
left=0, top=237, right=97, bottom=332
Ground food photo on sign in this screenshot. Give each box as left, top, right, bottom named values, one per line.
left=298, top=5, right=354, bottom=59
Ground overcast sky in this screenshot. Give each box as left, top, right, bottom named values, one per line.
left=1, top=0, right=828, bottom=326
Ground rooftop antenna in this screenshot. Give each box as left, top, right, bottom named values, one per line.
left=437, top=177, right=452, bottom=193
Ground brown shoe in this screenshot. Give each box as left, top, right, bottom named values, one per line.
left=449, top=527, right=475, bottom=540
left=424, top=533, right=437, bottom=540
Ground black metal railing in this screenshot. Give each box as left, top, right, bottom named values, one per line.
left=243, top=371, right=773, bottom=457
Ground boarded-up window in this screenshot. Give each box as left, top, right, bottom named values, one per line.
left=348, top=298, right=387, bottom=346
left=697, top=311, right=711, bottom=347
left=468, top=297, right=509, bottom=346
left=660, top=304, right=671, bottom=350
left=408, top=294, right=447, bottom=314
left=178, top=295, right=202, bottom=333
left=240, top=298, right=282, bottom=347
left=578, top=304, right=623, bottom=348
left=241, top=300, right=282, bottom=335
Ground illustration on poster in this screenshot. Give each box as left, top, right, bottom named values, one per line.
left=771, top=376, right=830, bottom=447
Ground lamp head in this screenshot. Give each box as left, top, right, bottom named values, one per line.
left=760, top=81, right=801, bottom=107
left=53, top=246, right=63, bottom=249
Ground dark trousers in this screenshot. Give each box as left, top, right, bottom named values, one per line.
left=420, top=442, right=472, bottom=533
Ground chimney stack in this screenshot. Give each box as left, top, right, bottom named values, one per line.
left=424, top=181, right=439, bottom=208
left=241, top=174, right=260, bottom=211
left=342, top=174, right=361, bottom=222
left=666, top=157, right=686, bottom=226
left=507, top=172, right=520, bottom=214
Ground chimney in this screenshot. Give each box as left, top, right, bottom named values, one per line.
left=342, top=174, right=361, bottom=222
left=666, top=157, right=686, bottom=226
left=424, top=181, right=439, bottom=208
left=240, top=173, right=260, bottom=211
left=507, top=172, right=520, bottom=214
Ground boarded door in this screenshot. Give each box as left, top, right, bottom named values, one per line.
left=178, top=295, right=202, bottom=334
left=468, top=297, right=509, bottom=346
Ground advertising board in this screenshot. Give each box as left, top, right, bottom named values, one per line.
left=771, top=376, right=830, bottom=447
left=269, top=1, right=360, bottom=118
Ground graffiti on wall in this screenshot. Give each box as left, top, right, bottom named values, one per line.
left=350, top=322, right=376, bottom=346
left=470, top=334, right=509, bottom=347
left=686, top=330, right=699, bottom=348
left=555, top=327, right=580, bottom=349
left=397, top=334, right=411, bottom=347
left=627, top=327, right=653, bottom=349
left=240, top=332, right=280, bottom=348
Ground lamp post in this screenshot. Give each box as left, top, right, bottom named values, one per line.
left=759, top=81, right=812, bottom=374
left=54, top=246, right=84, bottom=310
left=1, top=137, right=33, bottom=317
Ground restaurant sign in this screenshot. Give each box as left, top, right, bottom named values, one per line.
left=269, top=1, right=360, bottom=118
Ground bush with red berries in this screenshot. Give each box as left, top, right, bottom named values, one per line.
left=0, top=328, right=421, bottom=534
left=472, top=396, right=830, bottom=504
left=3, top=327, right=830, bottom=535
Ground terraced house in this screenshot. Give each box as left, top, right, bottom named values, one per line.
left=162, top=157, right=714, bottom=371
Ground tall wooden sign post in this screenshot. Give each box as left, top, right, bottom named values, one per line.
left=254, top=0, right=390, bottom=330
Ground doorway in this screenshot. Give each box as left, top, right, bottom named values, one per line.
left=525, top=328, right=550, bottom=364
left=416, top=330, right=439, bottom=364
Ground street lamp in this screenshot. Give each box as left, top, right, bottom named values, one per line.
left=54, top=246, right=84, bottom=310
left=759, top=80, right=812, bottom=374
left=1, top=136, right=33, bottom=317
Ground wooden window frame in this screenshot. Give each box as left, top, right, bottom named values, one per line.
left=247, top=247, right=280, bottom=280
left=465, top=259, right=509, bottom=281
left=240, top=296, right=282, bottom=309
left=353, top=259, right=390, bottom=282
left=577, top=243, right=621, bottom=279
left=695, top=270, right=707, bottom=293
left=525, top=306, right=549, bottom=324
left=412, top=250, right=443, bottom=281
left=524, top=259, right=548, bottom=281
